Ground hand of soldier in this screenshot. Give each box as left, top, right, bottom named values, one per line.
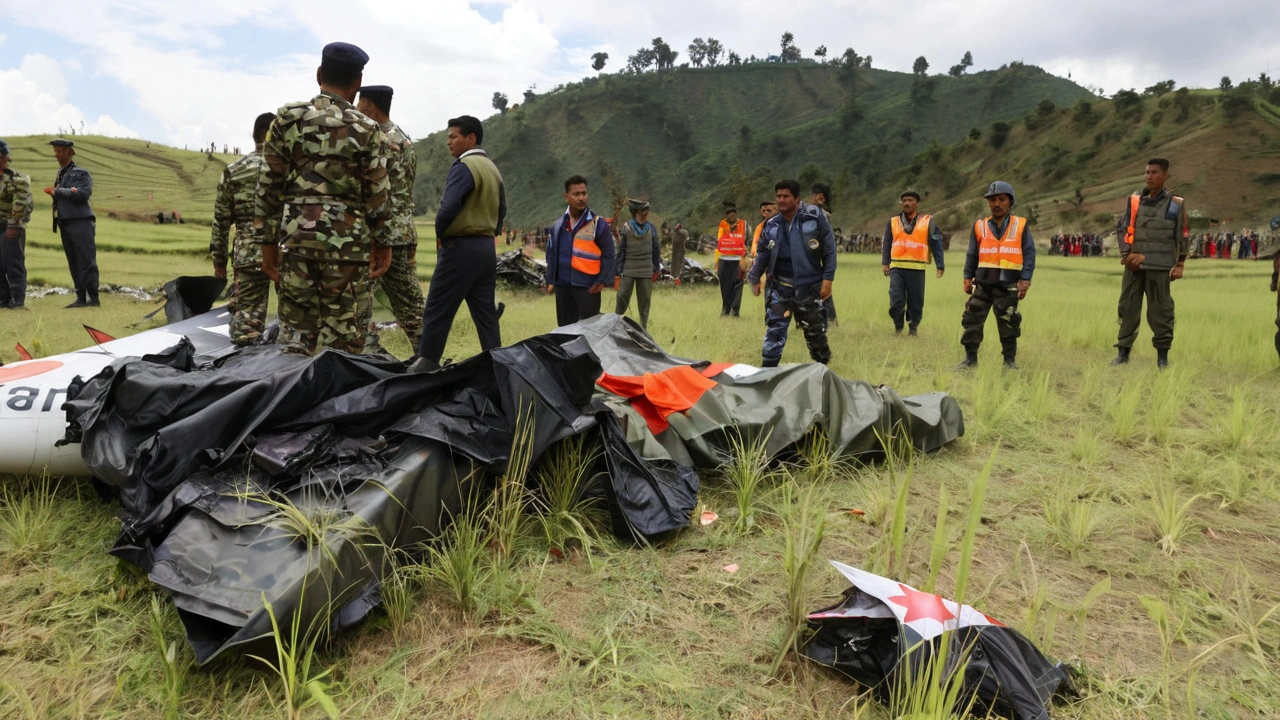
left=43, top=187, right=54, bottom=196
left=1271, top=274, right=1278, bottom=293
left=651, top=272, right=659, bottom=282
left=1017, top=279, right=1031, bottom=299
left=261, top=245, right=281, bottom=282
left=751, top=280, right=761, bottom=297
left=882, top=265, right=890, bottom=276
left=213, top=264, right=226, bottom=280
left=738, top=265, right=748, bottom=281
left=963, top=278, right=973, bottom=295
left=370, top=246, right=392, bottom=279
left=4, top=228, right=17, bottom=240
left=819, top=279, right=833, bottom=300
left=674, top=278, right=682, bottom=287
left=588, top=283, right=603, bottom=295
left=1169, top=263, right=1184, bottom=282
left=543, top=284, right=554, bottom=295
left=936, top=268, right=945, bottom=279
left=614, top=276, right=620, bottom=291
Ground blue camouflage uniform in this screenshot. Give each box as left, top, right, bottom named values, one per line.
left=746, top=202, right=837, bottom=366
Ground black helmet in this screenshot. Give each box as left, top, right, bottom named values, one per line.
left=983, top=181, right=1016, bottom=208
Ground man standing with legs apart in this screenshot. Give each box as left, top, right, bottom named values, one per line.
left=45, top=140, right=99, bottom=308
left=356, top=85, right=423, bottom=353
left=1110, top=158, right=1189, bottom=370
left=417, top=115, right=506, bottom=367
left=747, top=180, right=836, bottom=367
left=0, top=140, right=33, bottom=310
left=210, top=113, right=275, bottom=346
left=958, top=181, right=1035, bottom=369
left=614, top=198, right=661, bottom=329
left=255, top=42, right=393, bottom=355
left=716, top=202, right=748, bottom=316
left=882, top=190, right=945, bottom=335
left=544, top=175, right=614, bottom=327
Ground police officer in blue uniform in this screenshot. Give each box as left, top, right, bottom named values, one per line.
left=45, top=139, right=99, bottom=308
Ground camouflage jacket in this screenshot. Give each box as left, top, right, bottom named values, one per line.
left=210, top=150, right=265, bottom=268
left=254, top=90, right=392, bottom=262
left=381, top=121, right=418, bottom=247
left=0, top=166, right=33, bottom=229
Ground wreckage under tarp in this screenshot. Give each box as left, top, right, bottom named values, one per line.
left=62, top=314, right=964, bottom=663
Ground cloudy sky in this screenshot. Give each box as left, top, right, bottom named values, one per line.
left=2, top=0, right=1278, bottom=149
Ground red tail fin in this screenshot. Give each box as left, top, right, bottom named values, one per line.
left=84, top=326, right=116, bottom=345
left=15, top=343, right=33, bottom=361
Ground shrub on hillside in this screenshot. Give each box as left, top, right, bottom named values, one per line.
left=989, top=121, right=1011, bottom=148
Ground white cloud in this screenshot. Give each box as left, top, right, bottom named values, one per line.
left=0, top=54, right=138, bottom=138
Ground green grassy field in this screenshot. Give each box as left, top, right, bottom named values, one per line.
left=3, top=245, right=1279, bottom=719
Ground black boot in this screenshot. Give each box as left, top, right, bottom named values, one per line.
left=65, top=290, right=87, bottom=309
left=956, top=349, right=978, bottom=369
left=1157, top=348, right=1169, bottom=370
left=1003, top=355, right=1020, bottom=370
left=85, top=291, right=101, bottom=307
left=1109, top=346, right=1131, bottom=366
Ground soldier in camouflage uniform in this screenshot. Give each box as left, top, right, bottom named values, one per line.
left=254, top=42, right=392, bottom=355
left=356, top=85, right=423, bottom=351
left=211, top=113, right=276, bottom=344
left=0, top=140, right=33, bottom=309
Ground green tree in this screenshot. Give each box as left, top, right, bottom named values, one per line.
left=1112, top=88, right=1142, bottom=114
left=912, top=56, right=929, bottom=75
left=591, top=52, right=608, bottom=72
left=491, top=92, right=508, bottom=113
left=1220, top=76, right=1233, bottom=91
left=687, top=38, right=706, bottom=67
left=989, top=121, right=1012, bottom=148
left=948, top=50, right=973, bottom=77
left=780, top=32, right=800, bottom=62
left=814, top=45, right=827, bottom=61
left=1144, top=79, right=1175, bottom=96
left=706, top=38, right=724, bottom=66
left=728, top=51, right=741, bottom=65
left=651, top=37, right=679, bottom=70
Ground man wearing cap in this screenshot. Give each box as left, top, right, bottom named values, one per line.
left=44, top=139, right=99, bottom=308
left=1110, top=158, right=1189, bottom=369
left=356, top=85, right=423, bottom=353
left=881, top=190, right=945, bottom=335
left=716, top=203, right=749, bottom=316
left=958, top=181, right=1035, bottom=369
left=614, top=198, right=661, bottom=329
left=255, top=42, right=393, bottom=355
left=543, top=174, right=614, bottom=327
left=0, top=141, right=33, bottom=309
left=416, top=114, right=505, bottom=367
left=210, top=112, right=275, bottom=345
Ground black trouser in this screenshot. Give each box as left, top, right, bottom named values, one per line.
left=59, top=218, right=99, bottom=300
left=1116, top=267, right=1174, bottom=350
left=961, top=283, right=1021, bottom=359
left=554, top=283, right=601, bottom=327
left=0, top=224, right=26, bottom=307
left=717, top=258, right=743, bottom=316
left=888, top=267, right=925, bottom=330
left=416, top=237, right=502, bottom=364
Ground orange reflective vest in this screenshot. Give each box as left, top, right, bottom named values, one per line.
left=890, top=214, right=932, bottom=269
left=1122, top=192, right=1186, bottom=245
left=975, top=215, right=1026, bottom=270
left=717, top=219, right=746, bottom=258
left=571, top=216, right=603, bottom=276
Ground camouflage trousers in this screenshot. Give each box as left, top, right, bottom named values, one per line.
left=761, top=281, right=831, bottom=367
left=228, top=265, right=272, bottom=346
left=277, top=252, right=371, bottom=355
left=961, top=283, right=1021, bottom=359
left=365, top=245, right=424, bottom=350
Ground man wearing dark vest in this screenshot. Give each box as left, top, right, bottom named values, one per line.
left=715, top=203, right=748, bottom=316
left=614, top=198, right=661, bottom=329
left=44, top=139, right=100, bottom=308
left=543, top=175, right=614, bottom=327
left=416, top=115, right=506, bottom=366
left=958, top=181, right=1035, bottom=369
left=881, top=189, right=945, bottom=335
left=1110, top=158, right=1189, bottom=369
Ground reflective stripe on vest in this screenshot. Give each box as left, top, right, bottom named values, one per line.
left=717, top=219, right=746, bottom=257
left=571, top=216, right=602, bottom=276
left=975, top=215, right=1025, bottom=270
left=1123, top=194, right=1141, bottom=245
left=890, top=214, right=932, bottom=268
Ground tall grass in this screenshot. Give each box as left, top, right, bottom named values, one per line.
left=1142, top=479, right=1201, bottom=555
left=0, top=472, right=60, bottom=568
left=248, top=593, right=341, bottom=720
left=772, top=481, right=827, bottom=675
left=532, top=434, right=607, bottom=557
left=491, top=402, right=537, bottom=561
left=1108, top=374, right=1144, bottom=442
left=1044, top=486, right=1103, bottom=559
left=721, top=429, right=775, bottom=533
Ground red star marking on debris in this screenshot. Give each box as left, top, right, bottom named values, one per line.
left=886, top=584, right=955, bottom=625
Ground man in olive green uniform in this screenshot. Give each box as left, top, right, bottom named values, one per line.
left=614, top=198, right=661, bottom=329
left=211, top=113, right=275, bottom=345
left=356, top=84, right=423, bottom=351
left=1110, top=158, right=1189, bottom=369
left=0, top=140, right=33, bottom=309
left=254, top=42, right=392, bottom=355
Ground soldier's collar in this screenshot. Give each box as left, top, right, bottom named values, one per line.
left=318, top=89, right=355, bottom=108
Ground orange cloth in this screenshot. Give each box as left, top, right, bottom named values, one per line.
left=598, top=364, right=722, bottom=434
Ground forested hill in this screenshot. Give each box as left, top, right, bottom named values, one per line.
left=411, top=61, right=1093, bottom=233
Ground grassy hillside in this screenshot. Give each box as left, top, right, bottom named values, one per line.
left=2, top=135, right=234, bottom=225
left=412, top=62, right=1093, bottom=232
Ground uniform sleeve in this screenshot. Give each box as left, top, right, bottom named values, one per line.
left=384, top=138, right=407, bottom=225
left=434, top=161, right=474, bottom=238
left=210, top=168, right=234, bottom=266
left=1116, top=199, right=1133, bottom=257
left=7, top=173, right=32, bottom=228
left=650, top=227, right=662, bottom=271
left=819, top=212, right=837, bottom=282
left=930, top=219, right=946, bottom=270
left=614, top=223, right=627, bottom=275
left=55, top=168, right=92, bottom=202
left=1020, top=225, right=1036, bottom=281
left=253, top=114, right=287, bottom=244
left=880, top=220, right=893, bottom=266
left=1176, top=203, right=1189, bottom=261
left=496, top=179, right=506, bottom=235
left=596, top=218, right=615, bottom=283
left=362, top=129, right=393, bottom=248
left=963, top=226, right=979, bottom=280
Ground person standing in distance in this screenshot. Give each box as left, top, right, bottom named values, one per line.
left=958, top=181, right=1035, bottom=369
left=356, top=85, right=424, bottom=353
left=416, top=115, right=505, bottom=367
left=0, top=140, right=33, bottom=310
left=670, top=221, right=688, bottom=285
left=543, top=175, right=614, bottom=327
left=210, top=112, right=276, bottom=345
left=614, top=198, right=661, bottom=329
left=1110, top=158, right=1189, bottom=369
left=45, top=140, right=99, bottom=308
left=715, top=202, right=748, bottom=316
left=881, top=190, right=945, bottom=335
left=747, top=180, right=836, bottom=367
left=255, top=42, right=393, bottom=355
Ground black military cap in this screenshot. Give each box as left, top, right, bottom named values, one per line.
left=321, top=42, right=369, bottom=70
left=0, top=140, right=8, bottom=156
left=900, top=189, right=921, bottom=201
left=49, top=139, right=75, bottom=148
left=359, top=85, right=393, bottom=96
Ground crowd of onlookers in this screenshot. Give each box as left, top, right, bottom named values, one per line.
left=1191, top=230, right=1269, bottom=259
left=1050, top=233, right=1104, bottom=256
